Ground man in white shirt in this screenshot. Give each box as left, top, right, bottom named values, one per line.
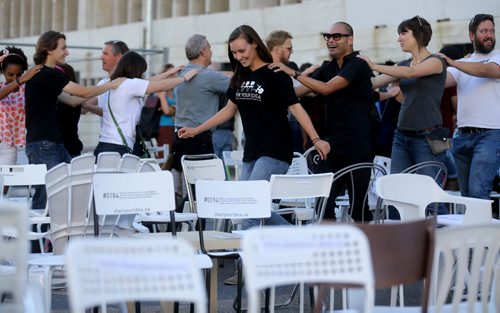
left=440, top=14, right=500, bottom=200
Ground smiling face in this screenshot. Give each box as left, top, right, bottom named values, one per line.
left=3, top=63, right=23, bottom=84
left=101, top=44, right=122, bottom=74
left=471, top=20, right=496, bottom=54
left=47, top=38, right=69, bottom=66
left=325, top=23, right=353, bottom=60
left=229, top=37, right=259, bottom=70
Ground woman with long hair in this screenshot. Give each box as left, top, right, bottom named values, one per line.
left=0, top=46, right=41, bottom=165
left=93, top=51, right=198, bottom=157
left=359, top=16, right=447, bottom=177
left=179, top=25, right=329, bottom=228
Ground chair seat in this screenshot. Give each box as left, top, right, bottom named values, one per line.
left=195, top=254, right=213, bottom=269
left=436, top=214, right=500, bottom=226
left=275, top=207, right=315, bottom=221
left=373, top=301, right=496, bottom=313
left=30, top=216, right=50, bottom=224
left=28, top=254, right=65, bottom=267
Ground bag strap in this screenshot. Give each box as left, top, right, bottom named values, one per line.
left=107, top=90, right=131, bottom=151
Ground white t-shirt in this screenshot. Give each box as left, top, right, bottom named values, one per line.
left=99, top=78, right=149, bottom=148
left=96, top=77, right=109, bottom=109
left=448, top=50, right=500, bottom=129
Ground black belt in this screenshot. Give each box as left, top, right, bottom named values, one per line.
left=459, top=127, right=490, bottom=134
left=397, top=126, right=439, bottom=137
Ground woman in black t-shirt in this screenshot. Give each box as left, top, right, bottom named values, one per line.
left=178, top=25, right=329, bottom=227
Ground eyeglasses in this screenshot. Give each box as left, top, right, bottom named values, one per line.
left=469, top=14, right=494, bottom=31
left=322, top=33, right=352, bottom=41
left=281, top=45, right=293, bottom=52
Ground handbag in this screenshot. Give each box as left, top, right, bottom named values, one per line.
left=425, top=127, right=450, bottom=155
left=107, top=91, right=150, bottom=158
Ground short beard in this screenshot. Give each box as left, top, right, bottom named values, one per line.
left=474, top=36, right=496, bottom=54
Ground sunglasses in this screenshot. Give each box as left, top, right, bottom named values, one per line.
left=322, top=33, right=351, bottom=41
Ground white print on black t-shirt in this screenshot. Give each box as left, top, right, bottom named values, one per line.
left=236, top=80, right=264, bottom=101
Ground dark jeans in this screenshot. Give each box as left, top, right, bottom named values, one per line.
left=93, top=142, right=129, bottom=158
left=26, top=140, right=71, bottom=210
left=172, top=130, right=214, bottom=171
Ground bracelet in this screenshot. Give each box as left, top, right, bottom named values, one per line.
left=312, top=137, right=321, bottom=144
left=15, top=78, right=21, bottom=86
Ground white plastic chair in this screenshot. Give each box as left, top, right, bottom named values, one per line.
left=270, top=173, right=334, bottom=225
left=0, top=200, right=29, bottom=312
left=65, top=237, right=207, bottom=313
left=133, top=163, right=198, bottom=231
left=95, top=152, right=121, bottom=173
left=222, top=150, right=244, bottom=180
left=429, top=224, right=500, bottom=313
left=375, top=173, right=497, bottom=225
left=242, top=225, right=374, bottom=313
left=117, top=153, right=141, bottom=173
left=195, top=179, right=272, bottom=312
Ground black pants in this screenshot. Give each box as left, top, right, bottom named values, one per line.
left=171, top=130, right=214, bottom=171
left=316, top=140, right=373, bottom=222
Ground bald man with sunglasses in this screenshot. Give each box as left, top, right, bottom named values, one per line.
left=270, top=21, right=375, bottom=222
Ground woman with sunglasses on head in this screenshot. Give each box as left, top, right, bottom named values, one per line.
left=0, top=47, right=41, bottom=166
left=179, top=24, right=330, bottom=228
left=358, top=16, right=448, bottom=185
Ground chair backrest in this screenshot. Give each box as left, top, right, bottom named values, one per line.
left=195, top=179, right=271, bottom=219
left=357, top=219, right=435, bottom=313
left=242, top=225, right=374, bottom=313
left=118, top=153, right=141, bottom=173
left=0, top=200, right=29, bottom=313
left=0, top=164, right=47, bottom=186
left=96, top=152, right=121, bottom=173
left=270, top=173, right=334, bottom=222
left=432, top=224, right=500, bottom=312
left=146, top=143, right=169, bottom=164
left=66, top=237, right=207, bottom=313
left=401, top=161, right=447, bottom=189
left=138, top=161, right=162, bottom=172
left=45, top=163, right=73, bottom=254
left=330, top=162, right=388, bottom=223
left=286, top=152, right=309, bottom=175
left=222, top=150, right=243, bottom=180
left=376, top=174, right=493, bottom=223
left=373, top=155, right=391, bottom=175
left=93, top=171, right=176, bottom=217
left=302, top=146, right=321, bottom=174
left=181, top=154, right=226, bottom=213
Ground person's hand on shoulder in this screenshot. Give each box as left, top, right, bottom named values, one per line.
left=110, top=77, right=126, bottom=88
left=19, top=65, right=42, bottom=83
left=182, top=69, right=199, bottom=82
left=357, top=55, right=375, bottom=70
left=268, top=62, right=295, bottom=77
left=165, top=65, right=184, bottom=77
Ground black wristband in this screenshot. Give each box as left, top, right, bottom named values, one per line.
left=293, top=71, right=301, bottom=79
left=15, top=78, right=21, bottom=85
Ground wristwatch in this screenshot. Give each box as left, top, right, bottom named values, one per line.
left=293, top=71, right=301, bottom=79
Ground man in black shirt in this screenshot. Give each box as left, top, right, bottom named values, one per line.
left=271, top=22, right=374, bottom=221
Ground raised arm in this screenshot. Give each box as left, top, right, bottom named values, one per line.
left=178, top=100, right=238, bottom=138
left=145, top=69, right=198, bottom=94
left=359, top=54, right=444, bottom=79
left=442, top=56, right=500, bottom=79
left=63, top=77, right=125, bottom=98
left=157, top=91, right=176, bottom=116
left=0, top=65, right=42, bottom=100
left=58, top=92, right=86, bottom=107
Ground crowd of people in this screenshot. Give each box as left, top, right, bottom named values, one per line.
left=0, top=14, right=498, bottom=223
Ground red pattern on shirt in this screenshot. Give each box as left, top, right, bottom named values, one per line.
left=0, top=82, right=26, bottom=147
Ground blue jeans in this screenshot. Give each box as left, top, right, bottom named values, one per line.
left=390, top=130, right=448, bottom=216
left=26, top=140, right=71, bottom=210
left=452, top=129, right=500, bottom=199
left=241, top=156, right=291, bottom=229
left=212, top=129, right=233, bottom=159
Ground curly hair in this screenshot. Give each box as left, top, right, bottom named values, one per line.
left=0, top=46, right=28, bottom=73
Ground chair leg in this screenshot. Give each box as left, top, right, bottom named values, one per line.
left=232, top=259, right=243, bottom=313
